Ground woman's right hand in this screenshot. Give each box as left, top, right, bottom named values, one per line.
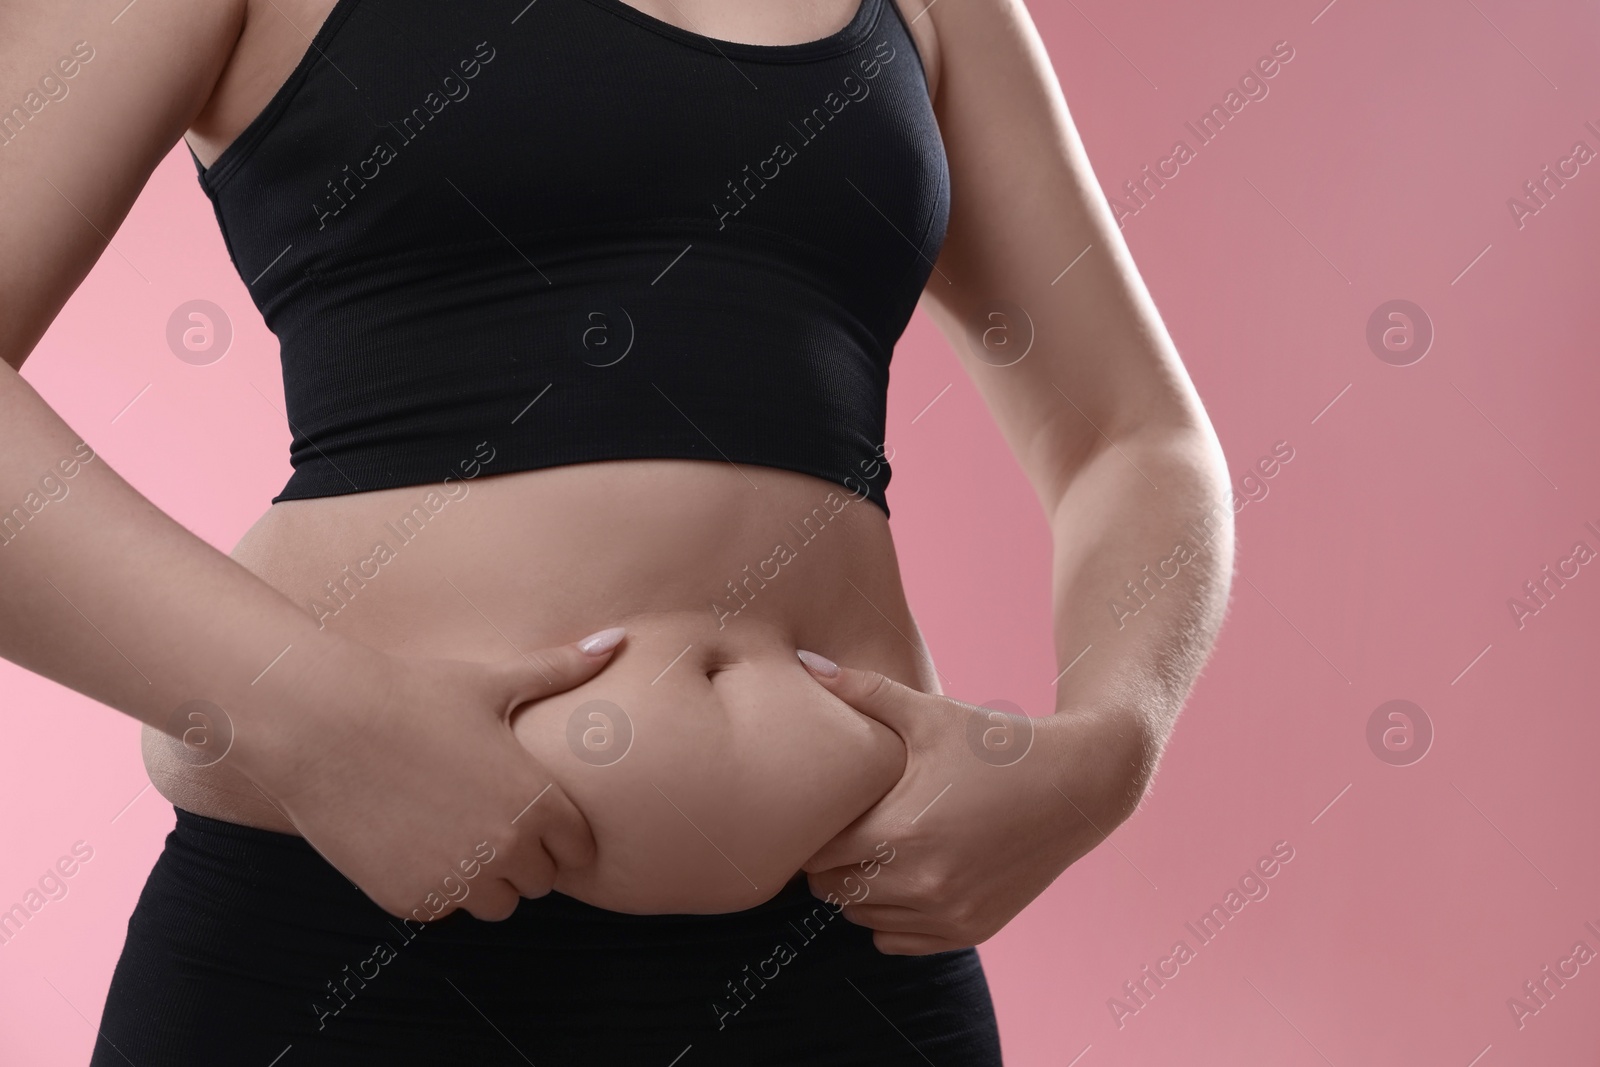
left=0, top=0, right=619, bottom=930
left=232, top=628, right=627, bottom=923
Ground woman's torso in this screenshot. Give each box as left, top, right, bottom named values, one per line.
left=149, top=0, right=945, bottom=914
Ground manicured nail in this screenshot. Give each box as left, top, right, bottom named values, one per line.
left=796, top=649, right=839, bottom=677
left=577, top=627, right=626, bottom=655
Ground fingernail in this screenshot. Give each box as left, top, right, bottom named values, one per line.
left=577, top=627, right=626, bottom=655
left=796, top=649, right=839, bottom=677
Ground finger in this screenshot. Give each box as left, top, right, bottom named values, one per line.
left=802, top=818, right=900, bottom=874
left=805, top=861, right=913, bottom=907
left=496, top=832, right=560, bottom=900
left=835, top=902, right=931, bottom=933
left=522, top=780, right=598, bottom=872
left=804, top=835, right=885, bottom=875
left=873, top=930, right=965, bottom=956
left=795, top=651, right=929, bottom=738
left=370, top=891, right=432, bottom=923
left=460, top=877, right=522, bottom=922
left=496, top=627, right=628, bottom=714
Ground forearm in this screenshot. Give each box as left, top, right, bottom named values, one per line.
left=1043, top=418, right=1234, bottom=798
left=0, top=363, right=378, bottom=765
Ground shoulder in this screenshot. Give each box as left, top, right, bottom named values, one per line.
left=909, top=0, right=1059, bottom=113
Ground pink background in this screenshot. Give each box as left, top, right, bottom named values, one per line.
left=5, top=0, right=1599, bottom=1063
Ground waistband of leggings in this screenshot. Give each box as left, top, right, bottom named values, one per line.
left=174, top=805, right=321, bottom=852
left=170, top=806, right=822, bottom=916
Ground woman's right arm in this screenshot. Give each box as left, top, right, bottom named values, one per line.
left=0, top=0, right=604, bottom=922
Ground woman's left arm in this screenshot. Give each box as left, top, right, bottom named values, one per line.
left=800, top=0, right=1235, bottom=953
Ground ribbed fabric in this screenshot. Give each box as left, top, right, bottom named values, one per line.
left=91, top=809, right=1002, bottom=1065
left=189, top=0, right=949, bottom=516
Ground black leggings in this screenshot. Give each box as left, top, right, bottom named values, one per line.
left=92, top=809, right=1003, bottom=1065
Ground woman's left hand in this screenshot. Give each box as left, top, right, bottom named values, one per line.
left=797, top=650, right=1149, bottom=955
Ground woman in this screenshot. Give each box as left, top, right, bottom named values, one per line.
left=0, top=0, right=1233, bottom=1062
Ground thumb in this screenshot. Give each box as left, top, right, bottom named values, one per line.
left=796, top=650, right=928, bottom=739
left=497, top=627, right=627, bottom=716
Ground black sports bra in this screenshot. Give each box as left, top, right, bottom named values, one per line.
left=190, top=0, right=949, bottom=516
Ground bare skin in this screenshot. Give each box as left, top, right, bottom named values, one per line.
left=1, top=0, right=1232, bottom=937
left=160, top=461, right=922, bottom=914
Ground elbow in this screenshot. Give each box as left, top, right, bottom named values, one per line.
left=1034, top=400, right=1230, bottom=520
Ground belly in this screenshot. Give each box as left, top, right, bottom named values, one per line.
left=143, top=459, right=933, bottom=913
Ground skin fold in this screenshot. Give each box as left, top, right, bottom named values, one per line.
left=158, top=460, right=924, bottom=915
